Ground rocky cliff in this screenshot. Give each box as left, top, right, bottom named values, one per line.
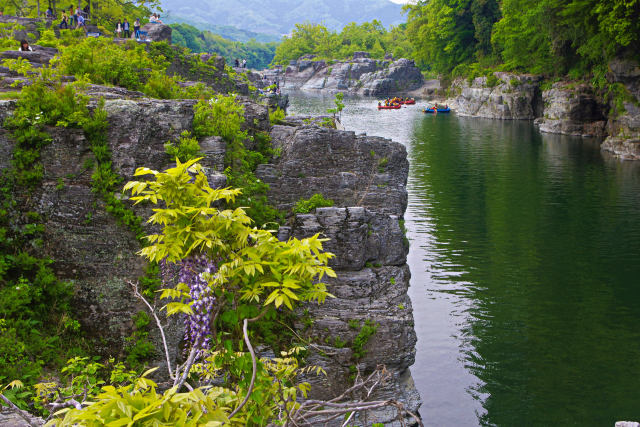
left=447, top=73, right=543, bottom=120
left=0, top=51, right=420, bottom=425
left=258, top=121, right=420, bottom=425
left=268, top=52, right=424, bottom=96
left=445, top=61, right=640, bottom=160
left=601, top=58, right=640, bottom=160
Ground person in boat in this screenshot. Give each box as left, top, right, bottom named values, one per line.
left=378, top=101, right=381, bottom=107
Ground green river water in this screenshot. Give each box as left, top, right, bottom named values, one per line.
left=286, top=92, right=640, bottom=426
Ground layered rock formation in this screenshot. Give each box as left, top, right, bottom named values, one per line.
left=535, top=82, right=606, bottom=137
left=447, top=73, right=543, bottom=119
left=272, top=52, right=424, bottom=96
left=0, top=62, right=420, bottom=425
left=260, top=121, right=420, bottom=424
left=601, top=58, right=640, bottom=160
left=444, top=64, right=640, bottom=160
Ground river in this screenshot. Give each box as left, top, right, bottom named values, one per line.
left=286, top=91, right=640, bottom=426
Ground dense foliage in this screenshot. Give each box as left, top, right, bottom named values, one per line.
left=405, top=0, right=640, bottom=79
left=0, top=0, right=157, bottom=31
left=271, top=21, right=412, bottom=65
left=171, top=23, right=278, bottom=70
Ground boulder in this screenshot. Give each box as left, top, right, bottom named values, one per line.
left=0, top=15, right=43, bottom=43
left=140, top=23, right=171, bottom=43
left=258, top=124, right=409, bottom=217
left=358, top=58, right=424, bottom=96
left=0, top=45, right=58, bottom=66
left=274, top=54, right=423, bottom=95
left=447, top=73, right=543, bottom=120
left=536, top=82, right=606, bottom=137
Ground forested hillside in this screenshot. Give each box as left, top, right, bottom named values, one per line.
left=272, top=21, right=412, bottom=65
left=404, top=0, right=640, bottom=81
left=271, top=0, right=639, bottom=83
left=160, top=0, right=404, bottom=36
left=171, top=23, right=277, bottom=69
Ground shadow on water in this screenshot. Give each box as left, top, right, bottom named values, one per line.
left=287, top=93, right=640, bottom=426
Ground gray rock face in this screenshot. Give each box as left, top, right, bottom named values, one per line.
left=602, top=58, right=640, bottom=160
left=0, top=71, right=420, bottom=423
left=536, top=82, right=606, bottom=137
left=447, top=73, right=543, bottom=119
left=261, top=118, right=420, bottom=423
left=0, top=409, right=44, bottom=426
left=141, top=23, right=172, bottom=43
left=0, top=15, right=43, bottom=43
left=258, top=124, right=408, bottom=217
left=276, top=55, right=423, bottom=96
left=0, top=45, right=58, bottom=66
left=359, top=58, right=424, bottom=96
left=283, top=206, right=419, bottom=423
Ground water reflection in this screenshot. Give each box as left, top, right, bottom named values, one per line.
left=287, top=92, right=640, bottom=426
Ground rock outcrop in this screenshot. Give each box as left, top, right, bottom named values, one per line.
left=258, top=121, right=420, bottom=424
left=0, top=15, right=44, bottom=43
left=273, top=52, right=424, bottom=96
left=601, top=58, right=640, bottom=160
left=0, top=77, right=420, bottom=424
left=535, top=82, right=607, bottom=137
left=447, top=73, right=543, bottom=119
left=140, top=23, right=172, bottom=43
left=0, top=409, right=44, bottom=426
left=257, top=125, right=408, bottom=217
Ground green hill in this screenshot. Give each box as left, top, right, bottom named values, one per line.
left=160, top=0, right=404, bottom=36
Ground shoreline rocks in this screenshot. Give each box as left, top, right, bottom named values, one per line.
left=443, top=60, right=640, bottom=160
left=266, top=52, right=424, bottom=97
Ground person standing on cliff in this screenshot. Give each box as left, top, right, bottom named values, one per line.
left=242, top=58, right=247, bottom=69
left=69, top=6, right=75, bottom=27
left=76, top=12, right=87, bottom=33
left=123, top=19, right=130, bottom=38
left=59, top=11, right=69, bottom=29
left=134, top=18, right=141, bottom=39
left=115, top=20, right=122, bottom=37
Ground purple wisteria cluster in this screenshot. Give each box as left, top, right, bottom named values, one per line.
left=161, top=255, right=218, bottom=354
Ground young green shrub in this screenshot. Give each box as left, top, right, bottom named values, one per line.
left=292, top=193, right=334, bottom=214
left=269, top=107, right=286, bottom=125
left=164, top=131, right=202, bottom=162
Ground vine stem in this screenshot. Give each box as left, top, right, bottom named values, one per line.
left=130, top=281, right=175, bottom=380
left=228, top=309, right=268, bottom=420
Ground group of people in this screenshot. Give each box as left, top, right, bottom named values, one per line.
left=379, top=97, right=413, bottom=107
left=55, top=5, right=89, bottom=32
left=115, top=19, right=142, bottom=39
left=148, top=13, right=163, bottom=24
left=234, top=58, right=247, bottom=69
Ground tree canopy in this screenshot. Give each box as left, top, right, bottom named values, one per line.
left=405, top=0, right=640, bottom=78
left=271, top=21, right=412, bottom=65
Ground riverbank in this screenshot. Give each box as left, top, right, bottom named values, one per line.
left=261, top=52, right=425, bottom=97
left=440, top=59, right=640, bottom=160
left=0, top=36, right=421, bottom=425
left=286, top=92, right=640, bottom=426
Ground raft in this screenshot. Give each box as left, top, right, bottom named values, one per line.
left=423, top=106, right=451, bottom=113
left=378, top=104, right=402, bottom=110
left=404, top=99, right=416, bottom=105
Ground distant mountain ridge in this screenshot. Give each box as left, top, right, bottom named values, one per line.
left=160, top=0, right=405, bottom=36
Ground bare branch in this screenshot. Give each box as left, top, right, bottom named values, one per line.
left=174, top=345, right=199, bottom=390
left=228, top=317, right=257, bottom=419
left=130, top=280, right=175, bottom=380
